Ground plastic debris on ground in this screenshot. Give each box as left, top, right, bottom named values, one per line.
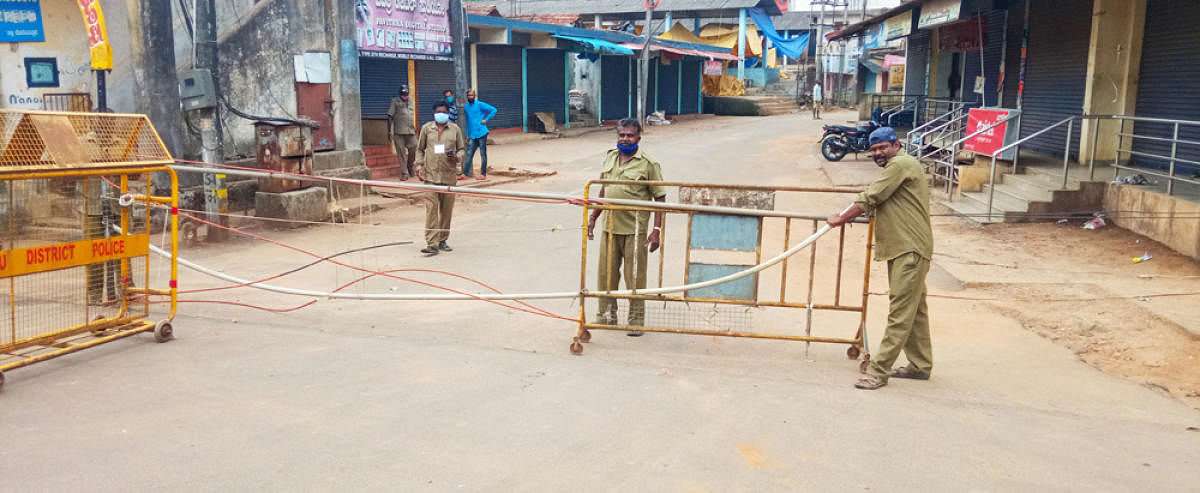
left=1082, top=214, right=1106, bottom=230
left=647, top=111, right=671, bottom=126
left=1113, top=174, right=1149, bottom=185
left=1056, top=219, right=1069, bottom=225
left=1133, top=252, right=1153, bottom=264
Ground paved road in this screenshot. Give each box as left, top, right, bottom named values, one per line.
left=2, top=112, right=1197, bottom=491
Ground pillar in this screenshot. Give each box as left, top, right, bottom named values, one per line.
left=664, top=12, right=672, bottom=34
left=595, top=15, right=602, bottom=30
left=1080, top=0, right=1146, bottom=162
left=693, top=17, right=701, bottom=35
left=737, top=8, right=746, bottom=81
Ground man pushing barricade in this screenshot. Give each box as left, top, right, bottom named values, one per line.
left=415, top=100, right=466, bottom=256
left=827, top=127, right=934, bottom=390
left=586, top=118, right=667, bottom=336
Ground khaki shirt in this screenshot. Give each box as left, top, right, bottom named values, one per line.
left=387, top=97, right=415, bottom=135
left=855, top=150, right=934, bottom=262
left=599, top=148, right=666, bottom=235
left=415, top=121, right=466, bottom=185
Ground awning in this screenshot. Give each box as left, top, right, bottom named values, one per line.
left=861, top=58, right=885, bottom=73
left=619, top=42, right=741, bottom=61
left=553, top=34, right=635, bottom=55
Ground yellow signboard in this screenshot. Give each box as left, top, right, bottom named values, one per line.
left=883, top=10, right=913, bottom=40
left=77, top=0, right=113, bottom=70
left=889, top=64, right=906, bottom=89
left=0, top=234, right=150, bottom=279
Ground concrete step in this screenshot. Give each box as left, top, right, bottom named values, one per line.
left=369, top=165, right=403, bottom=180
left=1022, top=165, right=1087, bottom=189
left=363, top=145, right=393, bottom=156
left=959, top=189, right=1031, bottom=216
left=982, top=182, right=1051, bottom=205
left=940, top=198, right=1004, bottom=224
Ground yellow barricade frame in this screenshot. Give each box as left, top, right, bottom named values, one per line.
left=0, top=110, right=179, bottom=389
left=573, top=180, right=874, bottom=367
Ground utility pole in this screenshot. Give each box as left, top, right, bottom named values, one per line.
left=194, top=0, right=227, bottom=241
left=638, top=4, right=654, bottom=124
left=449, top=0, right=470, bottom=110
left=816, top=2, right=825, bottom=107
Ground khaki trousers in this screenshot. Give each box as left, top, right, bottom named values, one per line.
left=391, top=134, right=417, bottom=178
left=597, top=232, right=648, bottom=325
left=423, top=190, right=455, bottom=246
left=867, top=251, right=933, bottom=382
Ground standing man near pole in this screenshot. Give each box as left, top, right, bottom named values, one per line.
left=827, top=127, right=934, bottom=390
left=586, top=119, right=666, bottom=336
left=812, top=81, right=823, bottom=119
left=387, top=85, right=417, bottom=181
left=461, top=89, right=497, bottom=180
left=415, top=101, right=465, bottom=256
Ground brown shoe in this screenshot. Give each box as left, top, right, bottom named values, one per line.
left=854, top=376, right=887, bottom=390
left=892, top=367, right=930, bottom=380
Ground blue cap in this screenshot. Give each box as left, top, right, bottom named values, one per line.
left=869, top=127, right=898, bottom=146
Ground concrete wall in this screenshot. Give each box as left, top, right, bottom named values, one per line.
left=0, top=1, right=132, bottom=110
left=571, top=56, right=602, bottom=118
left=1105, top=185, right=1200, bottom=260
left=1080, top=0, right=1146, bottom=162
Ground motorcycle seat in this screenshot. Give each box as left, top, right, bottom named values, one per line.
left=826, top=124, right=857, bottom=132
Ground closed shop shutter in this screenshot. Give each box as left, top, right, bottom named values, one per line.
left=476, top=45, right=523, bottom=129
left=1132, top=0, right=1200, bottom=174
left=960, top=9, right=1007, bottom=107
left=415, top=59, right=455, bottom=126
left=601, top=55, right=632, bottom=120
left=680, top=59, right=701, bottom=114
left=359, top=57, right=409, bottom=118
left=904, top=31, right=931, bottom=96
left=526, top=49, right=566, bottom=125
left=1019, top=0, right=1091, bottom=158
left=657, top=58, right=680, bottom=115
left=1001, top=0, right=1025, bottom=109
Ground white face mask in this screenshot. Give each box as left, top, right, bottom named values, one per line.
left=434, top=112, right=450, bottom=124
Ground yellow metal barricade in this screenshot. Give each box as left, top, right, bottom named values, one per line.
left=573, top=181, right=874, bottom=368
left=0, top=110, right=179, bottom=389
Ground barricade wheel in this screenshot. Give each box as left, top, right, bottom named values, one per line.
left=846, top=345, right=861, bottom=360
left=154, top=321, right=174, bottom=343
left=579, top=329, right=592, bottom=343
left=570, top=339, right=583, bottom=355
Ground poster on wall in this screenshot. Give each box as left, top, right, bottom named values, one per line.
left=1, top=0, right=44, bottom=42
left=703, top=60, right=723, bottom=75
left=938, top=16, right=985, bottom=52
left=888, top=64, right=905, bottom=89
left=356, top=0, right=453, bottom=60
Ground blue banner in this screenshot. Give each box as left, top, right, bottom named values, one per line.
left=748, top=7, right=809, bottom=59
left=0, top=0, right=43, bottom=42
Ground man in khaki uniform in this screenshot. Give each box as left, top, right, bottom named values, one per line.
left=414, top=100, right=465, bottom=255
left=387, top=85, right=417, bottom=180
left=586, top=118, right=666, bottom=336
left=827, top=127, right=934, bottom=390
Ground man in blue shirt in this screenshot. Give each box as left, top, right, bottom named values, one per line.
left=461, top=89, right=498, bottom=180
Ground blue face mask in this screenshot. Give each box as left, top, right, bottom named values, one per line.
left=617, top=142, right=638, bottom=155
left=445, top=96, right=455, bottom=103
left=434, top=112, right=450, bottom=124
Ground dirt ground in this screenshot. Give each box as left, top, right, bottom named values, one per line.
left=929, top=214, right=1200, bottom=410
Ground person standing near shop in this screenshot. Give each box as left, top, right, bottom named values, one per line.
left=443, top=89, right=459, bottom=123
left=586, top=118, right=667, bottom=336
left=812, top=81, right=823, bottom=119
left=414, top=101, right=466, bottom=256
left=826, top=127, right=934, bottom=390
left=461, top=89, right=497, bottom=180
left=387, top=85, right=417, bottom=181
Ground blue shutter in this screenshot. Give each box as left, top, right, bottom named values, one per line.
left=681, top=59, right=701, bottom=114
left=526, top=49, right=567, bottom=124
left=476, top=45, right=524, bottom=129
left=359, top=57, right=409, bottom=118
left=657, top=58, right=679, bottom=115
left=601, top=55, right=631, bottom=120
left=1132, top=0, right=1200, bottom=174
left=1019, top=0, right=1091, bottom=158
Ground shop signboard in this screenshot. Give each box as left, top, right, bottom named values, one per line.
left=356, top=0, right=453, bottom=60
left=964, top=108, right=1020, bottom=160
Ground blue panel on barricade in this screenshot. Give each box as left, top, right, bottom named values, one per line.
left=689, top=214, right=759, bottom=251
left=687, top=264, right=757, bottom=301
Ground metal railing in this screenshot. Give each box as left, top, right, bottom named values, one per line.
left=868, top=93, right=925, bottom=128
left=937, top=113, right=1200, bottom=222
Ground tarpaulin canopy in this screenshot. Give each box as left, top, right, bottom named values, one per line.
left=658, top=22, right=713, bottom=46
left=619, top=42, right=741, bottom=61
left=697, top=24, right=764, bottom=57
left=553, top=34, right=635, bottom=55
left=747, top=7, right=810, bottom=59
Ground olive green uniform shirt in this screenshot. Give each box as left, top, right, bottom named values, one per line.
left=387, top=97, right=415, bottom=135
left=599, top=148, right=666, bottom=235
left=855, top=150, right=934, bottom=262
left=415, top=122, right=466, bottom=185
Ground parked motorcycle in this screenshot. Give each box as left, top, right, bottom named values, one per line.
left=819, top=120, right=881, bottom=162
